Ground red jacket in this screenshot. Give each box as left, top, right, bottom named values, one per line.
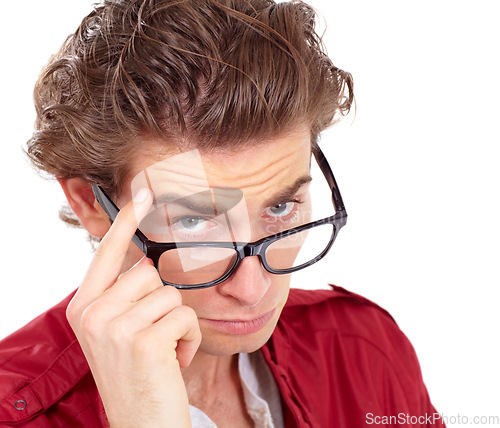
left=0, top=286, right=444, bottom=427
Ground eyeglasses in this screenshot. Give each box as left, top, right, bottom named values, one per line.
left=92, top=147, right=347, bottom=289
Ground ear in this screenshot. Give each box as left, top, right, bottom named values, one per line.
left=59, top=178, right=111, bottom=238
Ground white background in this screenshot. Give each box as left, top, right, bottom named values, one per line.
left=1, top=0, right=499, bottom=425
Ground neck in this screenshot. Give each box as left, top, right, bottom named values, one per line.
left=181, top=350, right=239, bottom=407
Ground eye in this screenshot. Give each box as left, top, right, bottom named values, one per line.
left=177, top=216, right=208, bottom=232
left=266, top=202, right=295, bottom=218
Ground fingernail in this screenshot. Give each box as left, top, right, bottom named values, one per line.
left=133, top=188, right=149, bottom=203
left=138, top=256, right=154, bottom=266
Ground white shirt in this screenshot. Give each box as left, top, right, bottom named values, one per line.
left=189, top=351, right=284, bottom=428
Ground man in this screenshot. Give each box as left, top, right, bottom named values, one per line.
left=0, top=0, right=444, bottom=426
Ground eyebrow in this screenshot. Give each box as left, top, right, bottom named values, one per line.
left=261, top=175, right=312, bottom=208
left=151, top=175, right=312, bottom=215
left=153, top=187, right=244, bottom=216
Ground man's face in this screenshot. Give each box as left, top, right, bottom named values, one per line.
left=118, top=127, right=312, bottom=356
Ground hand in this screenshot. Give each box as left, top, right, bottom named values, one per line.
left=66, top=188, right=201, bottom=427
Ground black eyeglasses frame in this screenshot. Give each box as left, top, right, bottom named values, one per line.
left=91, top=147, right=347, bottom=289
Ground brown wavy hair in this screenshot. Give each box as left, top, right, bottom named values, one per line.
left=27, top=0, right=353, bottom=227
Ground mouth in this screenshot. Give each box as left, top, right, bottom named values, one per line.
left=199, top=308, right=276, bottom=335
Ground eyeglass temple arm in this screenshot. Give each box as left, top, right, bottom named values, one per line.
left=91, top=184, right=149, bottom=253
left=313, top=147, right=346, bottom=213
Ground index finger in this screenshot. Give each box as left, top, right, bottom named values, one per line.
left=81, top=187, right=153, bottom=298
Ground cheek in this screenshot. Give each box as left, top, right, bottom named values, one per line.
left=270, top=273, right=292, bottom=308
left=178, top=288, right=214, bottom=315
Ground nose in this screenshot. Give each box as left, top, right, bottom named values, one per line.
left=217, top=256, right=271, bottom=307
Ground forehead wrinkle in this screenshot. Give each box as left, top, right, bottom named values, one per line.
left=203, top=144, right=311, bottom=201
left=126, top=126, right=312, bottom=202
left=146, top=161, right=211, bottom=196
left=154, top=168, right=207, bottom=189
